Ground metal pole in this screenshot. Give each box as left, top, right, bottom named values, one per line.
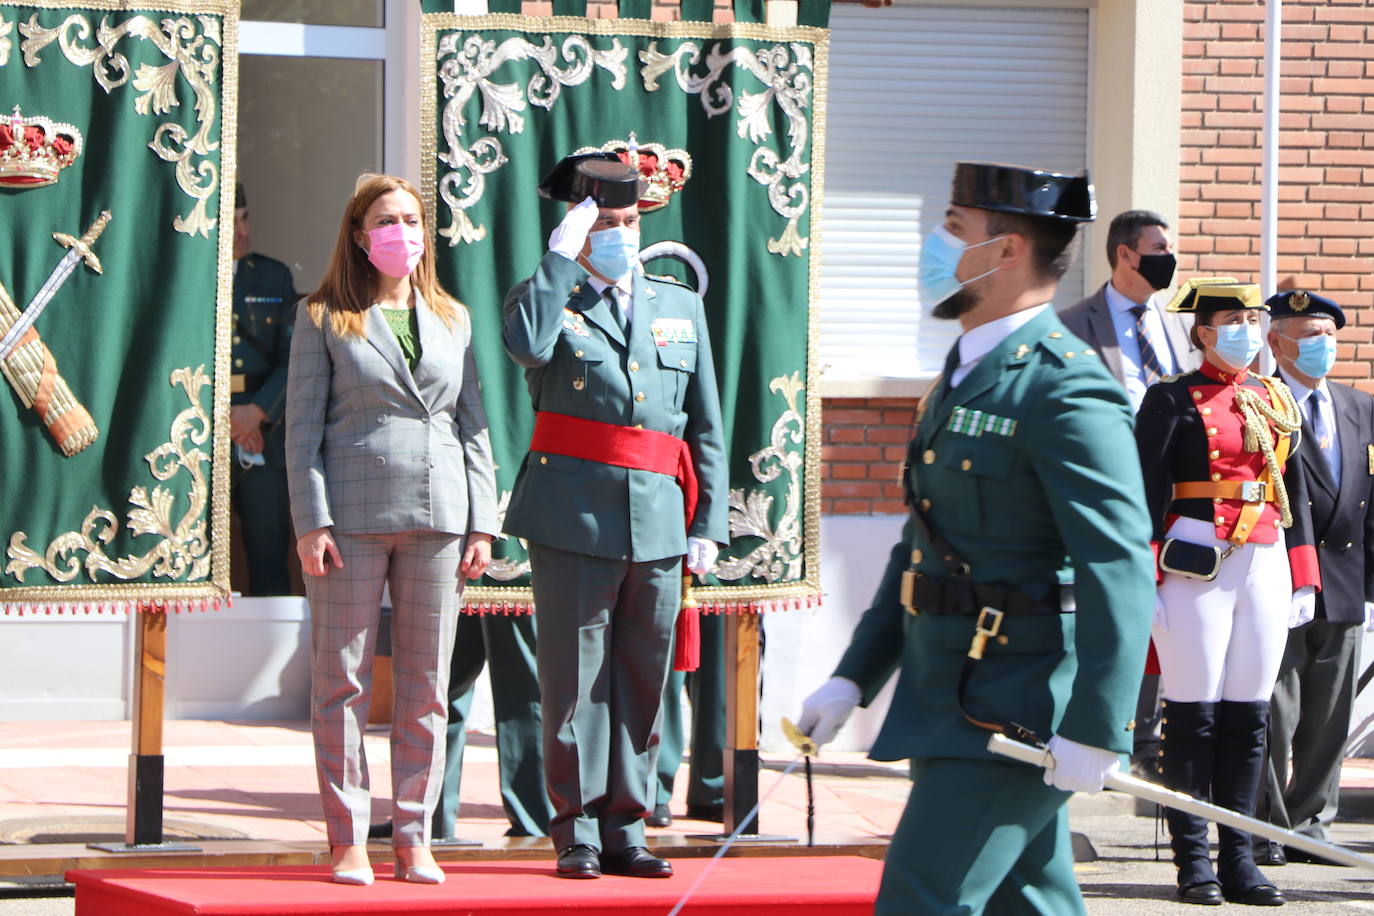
left=1259, top=0, right=1281, bottom=299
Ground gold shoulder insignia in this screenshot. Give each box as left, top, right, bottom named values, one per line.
left=1158, top=372, right=1184, bottom=384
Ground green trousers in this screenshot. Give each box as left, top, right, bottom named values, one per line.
left=528, top=542, right=680, bottom=853
left=230, top=461, right=292, bottom=596
left=432, top=611, right=552, bottom=838
left=655, top=611, right=725, bottom=809
left=877, top=758, right=1084, bottom=916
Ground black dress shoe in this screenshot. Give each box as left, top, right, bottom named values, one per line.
left=1222, top=882, right=1284, bottom=906
left=1177, top=880, right=1223, bottom=906
left=367, top=820, right=392, bottom=840
left=646, top=804, right=672, bottom=828
left=1255, top=842, right=1287, bottom=867
left=555, top=844, right=601, bottom=879
left=1283, top=846, right=1336, bottom=865
left=600, top=847, right=673, bottom=878
left=684, top=803, right=724, bottom=823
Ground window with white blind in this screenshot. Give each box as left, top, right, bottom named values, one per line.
left=817, top=3, right=1091, bottom=383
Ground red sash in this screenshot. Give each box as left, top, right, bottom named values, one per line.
left=530, top=411, right=703, bottom=670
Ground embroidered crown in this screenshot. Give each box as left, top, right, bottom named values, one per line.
left=0, top=106, right=83, bottom=188
left=577, top=135, right=692, bottom=212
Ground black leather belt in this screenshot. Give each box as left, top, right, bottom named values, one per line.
left=903, top=573, right=1073, bottom=618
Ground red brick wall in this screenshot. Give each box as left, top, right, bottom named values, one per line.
left=1179, top=0, right=1374, bottom=391
left=819, top=398, right=916, bottom=515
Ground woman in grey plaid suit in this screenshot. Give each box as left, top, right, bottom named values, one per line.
left=286, top=174, right=500, bottom=886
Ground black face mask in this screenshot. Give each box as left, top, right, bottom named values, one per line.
left=1134, top=252, right=1176, bottom=291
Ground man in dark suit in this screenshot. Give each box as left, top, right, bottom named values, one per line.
left=1060, top=209, right=1198, bottom=411
left=1060, top=209, right=1200, bottom=776
left=1256, top=289, right=1374, bottom=866
left=231, top=183, right=297, bottom=595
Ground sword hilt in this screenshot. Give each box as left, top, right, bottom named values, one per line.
left=52, top=209, right=112, bottom=275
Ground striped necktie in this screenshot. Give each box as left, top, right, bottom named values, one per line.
left=1130, top=304, right=1165, bottom=386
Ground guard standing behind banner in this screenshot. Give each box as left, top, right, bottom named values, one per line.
left=231, top=182, right=297, bottom=595
left=502, top=154, right=728, bottom=880
left=796, top=162, right=1156, bottom=914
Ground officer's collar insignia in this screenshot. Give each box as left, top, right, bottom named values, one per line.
left=1291, top=290, right=1309, bottom=312
left=1012, top=344, right=1031, bottom=359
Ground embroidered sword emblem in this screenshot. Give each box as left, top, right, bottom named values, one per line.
left=0, top=210, right=111, bottom=362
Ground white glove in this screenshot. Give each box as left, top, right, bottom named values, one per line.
left=686, top=537, right=719, bottom=576
left=1289, top=585, right=1316, bottom=629
left=1152, top=592, right=1168, bottom=633
left=1364, top=601, right=1374, bottom=633
left=1043, top=734, right=1120, bottom=794
left=548, top=197, right=599, bottom=260
left=796, top=676, right=861, bottom=749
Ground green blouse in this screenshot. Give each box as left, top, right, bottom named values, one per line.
left=381, top=306, right=421, bottom=371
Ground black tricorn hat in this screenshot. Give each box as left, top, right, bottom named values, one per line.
left=538, top=152, right=645, bottom=208
left=1166, top=277, right=1264, bottom=314
left=951, top=162, right=1095, bottom=223
left=1266, top=289, right=1345, bottom=329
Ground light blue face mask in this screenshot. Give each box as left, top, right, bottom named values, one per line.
left=1211, top=322, right=1263, bottom=371
left=586, top=226, right=640, bottom=281
left=1281, top=332, right=1337, bottom=379
left=918, top=226, right=1002, bottom=308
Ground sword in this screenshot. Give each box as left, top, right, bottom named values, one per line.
left=0, top=210, right=111, bottom=363
left=781, top=716, right=818, bottom=847
left=988, top=733, right=1374, bottom=874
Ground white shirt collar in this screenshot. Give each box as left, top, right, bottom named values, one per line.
left=1104, top=279, right=1152, bottom=313
left=586, top=271, right=633, bottom=299
left=956, top=304, right=1051, bottom=371
left=1278, top=366, right=1329, bottom=405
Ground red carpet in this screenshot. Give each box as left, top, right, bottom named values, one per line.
left=68, top=855, right=882, bottom=915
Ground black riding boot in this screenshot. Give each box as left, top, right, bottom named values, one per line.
left=1214, top=700, right=1284, bottom=906
left=1160, top=700, right=1222, bottom=905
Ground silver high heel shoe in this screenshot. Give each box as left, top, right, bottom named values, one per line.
left=393, top=860, right=445, bottom=884
left=331, top=866, right=375, bottom=886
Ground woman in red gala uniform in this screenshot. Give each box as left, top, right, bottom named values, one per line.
left=1135, top=278, right=1317, bottom=908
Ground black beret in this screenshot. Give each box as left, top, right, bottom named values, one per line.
left=538, top=152, right=644, bottom=208
left=951, top=162, right=1095, bottom=223
left=1266, top=289, right=1345, bottom=329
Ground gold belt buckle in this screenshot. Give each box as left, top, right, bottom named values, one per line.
left=900, top=549, right=923, bottom=616
left=1240, top=480, right=1267, bottom=503
left=967, top=607, right=1004, bottom=660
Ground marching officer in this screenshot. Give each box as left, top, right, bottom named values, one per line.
left=1256, top=290, right=1374, bottom=866
left=231, top=183, right=297, bottom=595
left=502, top=153, right=728, bottom=879
left=797, top=162, right=1155, bottom=914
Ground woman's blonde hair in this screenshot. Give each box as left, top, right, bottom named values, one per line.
left=307, top=173, right=465, bottom=338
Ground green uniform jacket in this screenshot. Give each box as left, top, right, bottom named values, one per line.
left=232, top=253, right=297, bottom=467
left=502, top=252, right=728, bottom=561
left=834, top=308, right=1155, bottom=760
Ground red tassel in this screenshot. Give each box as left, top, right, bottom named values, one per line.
left=673, top=605, right=700, bottom=672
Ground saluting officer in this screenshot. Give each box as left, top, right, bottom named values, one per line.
left=502, top=154, right=728, bottom=880
left=797, top=162, right=1156, bottom=914
left=231, top=183, right=298, bottom=595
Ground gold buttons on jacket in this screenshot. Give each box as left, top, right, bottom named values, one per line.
left=232, top=335, right=241, bottom=345
left=1210, top=450, right=1221, bottom=460
left=635, top=392, right=646, bottom=402
left=1214, top=498, right=1224, bottom=505
left=920, top=499, right=932, bottom=511
left=1215, top=516, right=1226, bottom=525
left=923, top=450, right=936, bottom=464
left=680, top=359, right=688, bottom=368
left=1048, top=332, right=1063, bottom=339
left=1201, top=407, right=1212, bottom=416
left=1193, top=391, right=1203, bottom=401
left=1207, top=427, right=1218, bottom=437
left=630, top=361, right=639, bottom=372
left=960, top=459, right=973, bottom=471
left=1211, top=472, right=1222, bottom=481
left=574, top=349, right=584, bottom=358
left=540, top=456, right=548, bottom=465
left=234, top=358, right=243, bottom=368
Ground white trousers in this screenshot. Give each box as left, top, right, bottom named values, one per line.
left=1153, top=517, right=1290, bottom=703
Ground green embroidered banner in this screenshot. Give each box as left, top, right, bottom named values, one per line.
left=421, top=10, right=827, bottom=611
left=0, top=1, right=234, bottom=612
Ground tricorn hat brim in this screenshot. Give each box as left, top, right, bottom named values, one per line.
left=1166, top=277, right=1264, bottom=313
left=951, top=162, right=1095, bottom=223
left=539, top=153, right=645, bottom=208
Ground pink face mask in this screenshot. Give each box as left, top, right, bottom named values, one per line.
left=364, top=223, right=425, bottom=278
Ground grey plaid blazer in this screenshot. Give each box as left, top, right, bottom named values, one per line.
left=285, top=293, right=499, bottom=538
